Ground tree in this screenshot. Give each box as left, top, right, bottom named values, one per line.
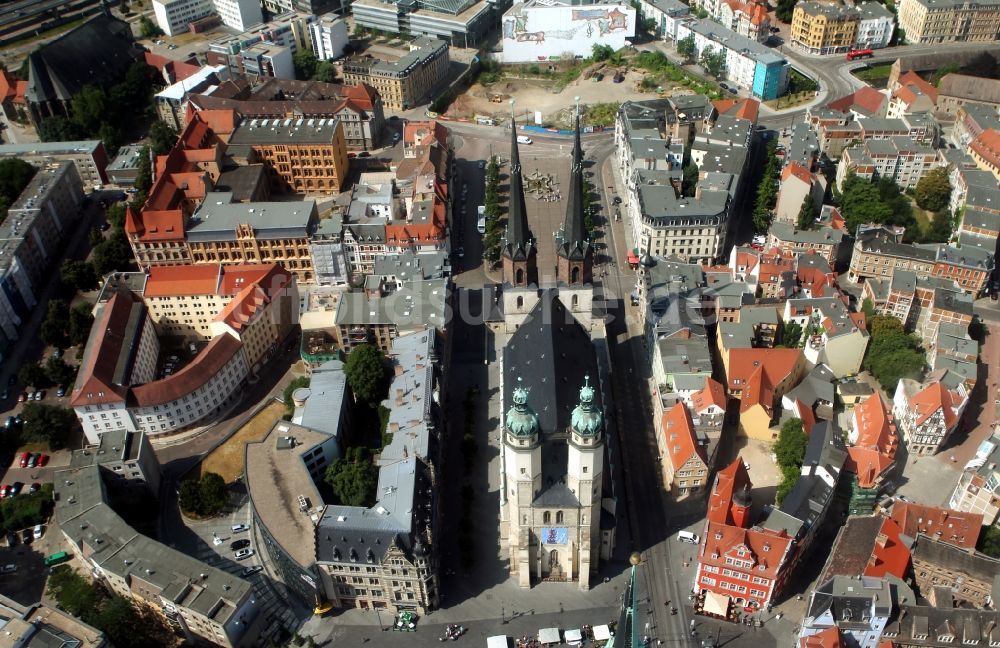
left=677, top=34, right=697, bottom=62
left=147, top=120, right=177, bottom=156
left=776, top=0, right=798, bottom=22
left=106, top=202, right=127, bottom=230
left=932, top=63, right=960, bottom=86
left=47, top=567, right=102, bottom=618
left=314, top=61, right=338, bottom=83
left=38, top=116, right=83, bottom=143
left=344, top=344, right=388, bottom=408
left=281, top=376, right=310, bottom=418
left=796, top=193, right=815, bottom=231
left=69, top=303, right=95, bottom=347
left=20, top=402, right=77, bottom=449
left=0, top=158, right=37, bottom=202
left=914, top=166, right=952, bottom=213
left=325, top=447, right=378, bottom=506
left=293, top=50, right=319, bottom=81
left=178, top=472, right=229, bottom=517
left=700, top=48, right=726, bottom=79
left=838, top=172, right=894, bottom=233
left=134, top=146, right=152, bottom=192
left=752, top=140, right=780, bottom=233
left=780, top=321, right=802, bottom=348
left=18, top=363, right=49, bottom=389
left=682, top=161, right=699, bottom=197
left=71, top=86, right=111, bottom=142
left=138, top=15, right=164, bottom=38
left=592, top=44, right=614, bottom=61
left=922, top=209, right=953, bottom=243
left=92, top=230, right=133, bottom=275
left=861, top=297, right=876, bottom=320
left=979, top=525, right=1000, bottom=559
left=774, top=418, right=807, bottom=504
left=45, top=356, right=76, bottom=388
left=863, top=314, right=925, bottom=390
left=40, top=299, right=70, bottom=347
left=60, top=259, right=98, bottom=292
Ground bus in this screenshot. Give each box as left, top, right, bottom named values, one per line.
left=846, top=48, right=874, bottom=61
left=44, top=551, right=70, bottom=567
left=477, top=205, right=486, bottom=234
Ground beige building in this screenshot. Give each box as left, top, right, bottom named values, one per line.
left=912, top=536, right=1000, bottom=608
left=791, top=2, right=860, bottom=55
left=342, top=37, right=449, bottom=110
left=774, top=160, right=826, bottom=224
left=896, top=0, right=1000, bottom=44
left=228, top=118, right=349, bottom=193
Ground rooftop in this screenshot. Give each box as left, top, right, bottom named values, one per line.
left=229, top=117, right=343, bottom=145
left=334, top=279, right=448, bottom=329
left=187, top=193, right=317, bottom=241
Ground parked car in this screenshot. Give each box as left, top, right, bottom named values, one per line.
left=1, top=388, right=8, bottom=400
left=28, top=483, right=40, bottom=494
left=17, top=392, right=26, bottom=403
left=241, top=565, right=263, bottom=577
left=27, top=454, right=39, bottom=469
left=10, top=483, right=22, bottom=496
left=24, top=391, right=34, bottom=402
left=230, top=539, right=251, bottom=551
left=20, top=528, right=31, bottom=545
left=56, top=385, right=66, bottom=397
left=32, top=525, right=43, bottom=539
left=231, top=524, right=249, bottom=533
left=1, top=564, right=16, bottom=574
left=234, top=548, right=254, bottom=560
left=34, top=390, right=45, bottom=401
left=37, top=454, right=48, bottom=467
left=18, top=453, right=29, bottom=468
left=5, top=532, right=16, bottom=546
left=5, top=417, right=15, bottom=429
left=0, top=485, right=10, bottom=498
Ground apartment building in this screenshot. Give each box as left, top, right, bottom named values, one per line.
left=659, top=402, right=709, bottom=497
left=55, top=465, right=261, bottom=647
left=938, top=73, right=1000, bottom=117
left=836, top=136, right=939, bottom=190
left=154, top=65, right=229, bottom=131
left=950, top=436, right=1000, bottom=525
left=896, top=0, right=1000, bottom=44
left=69, top=429, right=162, bottom=494
left=889, top=501, right=982, bottom=550
left=309, top=14, right=349, bottom=60
left=782, top=297, right=870, bottom=379
left=691, top=0, right=770, bottom=41
left=893, top=376, right=968, bottom=456
left=911, top=536, right=1000, bottom=608
left=636, top=0, right=690, bottom=39
left=334, top=278, right=449, bottom=353
left=774, top=161, right=825, bottom=225
left=153, top=0, right=262, bottom=36
left=342, top=37, right=449, bottom=110
left=227, top=118, right=349, bottom=193
left=856, top=1, right=895, bottom=48
left=791, top=2, right=859, bottom=55
left=0, top=162, right=85, bottom=353
left=764, top=222, right=844, bottom=266
left=206, top=11, right=316, bottom=75
left=239, top=43, right=294, bottom=80
left=0, top=140, right=108, bottom=188
left=674, top=19, right=789, bottom=100
left=724, top=347, right=806, bottom=440
left=970, top=128, right=1000, bottom=182
left=844, top=393, right=898, bottom=514
left=799, top=577, right=893, bottom=648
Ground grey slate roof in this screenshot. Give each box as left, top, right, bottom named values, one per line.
left=187, top=192, right=318, bottom=241
left=293, top=360, right=348, bottom=437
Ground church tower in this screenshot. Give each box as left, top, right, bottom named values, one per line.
left=566, top=376, right=604, bottom=590
left=556, top=98, right=594, bottom=287
left=503, top=378, right=542, bottom=588
left=502, top=103, right=536, bottom=287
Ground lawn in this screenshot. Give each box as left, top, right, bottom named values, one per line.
left=853, top=63, right=894, bottom=86
left=192, top=399, right=286, bottom=483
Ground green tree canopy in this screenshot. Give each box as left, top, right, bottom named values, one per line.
left=148, top=120, right=177, bottom=156
left=863, top=314, right=925, bottom=390
left=0, top=158, right=37, bottom=226
left=20, top=402, right=77, bottom=449
left=776, top=0, right=797, bottom=21
left=700, top=48, right=726, bottom=79
left=839, top=172, right=893, bottom=233
left=677, top=34, right=697, bottom=62
left=45, top=355, right=76, bottom=388
left=138, top=15, right=164, bottom=38
left=780, top=321, right=803, bottom=348
left=293, top=50, right=319, bottom=80
left=178, top=472, right=229, bottom=517
left=40, top=299, right=70, bottom=348
left=797, top=193, right=815, bottom=231
left=774, top=418, right=807, bottom=504
left=18, top=363, right=49, bottom=389
left=60, top=259, right=98, bottom=293
left=325, top=446, right=378, bottom=506
left=914, top=166, right=952, bottom=213
left=69, top=303, right=95, bottom=347
left=345, top=343, right=388, bottom=408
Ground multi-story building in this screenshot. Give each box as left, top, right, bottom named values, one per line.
left=911, top=536, right=1000, bottom=608
left=844, top=394, right=898, bottom=514
left=952, top=103, right=1000, bottom=149
left=152, top=0, right=263, bottom=36
left=262, top=0, right=340, bottom=19
left=783, top=296, right=870, bottom=378
left=765, top=222, right=844, bottom=266
left=856, top=1, right=895, bottom=48
left=774, top=161, right=826, bottom=225
left=206, top=11, right=316, bottom=74
left=893, top=376, right=969, bottom=456
left=791, top=2, right=860, bottom=55
left=950, top=436, right=1000, bottom=525
left=836, top=136, right=939, bottom=190
left=309, top=14, right=349, bottom=60
left=189, top=80, right=386, bottom=151
left=798, top=576, right=894, bottom=648
left=0, top=597, right=107, bottom=647
left=689, top=0, right=770, bottom=41
left=238, top=43, right=294, bottom=80
left=69, top=429, right=162, bottom=494
left=674, top=19, right=789, bottom=100
left=636, top=0, right=690, bottom=39
left=55, top=464, right=261, bottom=647
left=333, top=278, right=449, bottom=353
left=659, top=401, right=709, bottom=497
left=0, top=162, right=85, bottom=355
left=352, top=0, right=496, bottom=47
left=154, top=65, right=229, bottom=131
left=896, top=0, right=1000, bottom=44
left=0, top=140, right=108, bottom=189
left=342, top=37, right=450, bottom=110
left=227, top=118, right=349, bottom=193
left=722, top=347, right=806, bottom=440
left=938, top=73, right=1000, bottom=117
left=970, top=128, right=1000, bottom=182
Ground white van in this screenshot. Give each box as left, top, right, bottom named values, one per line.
left=516, top=135, right=533, bottom=145
left=677, top=530, right=700, bottom=544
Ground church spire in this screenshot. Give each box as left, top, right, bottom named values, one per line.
left=502, top=99, right=536, bottom=287
left=557, top=97, right=593, bottom=285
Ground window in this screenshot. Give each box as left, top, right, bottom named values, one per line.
left=543, top=511, right=551, bottom=524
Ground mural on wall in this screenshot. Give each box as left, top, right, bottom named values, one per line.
left=503, top=6, right=630, bottom=44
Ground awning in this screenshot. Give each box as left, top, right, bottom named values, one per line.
left=705, top=591, right=730, bottom=617
left=487, top=636, right=509, bottom=648
left=538, top=627, right=561, bottom=644
left=565, top=628, right=583, bottom=645
left=593, top=625, right=612, bottom=641
left=627, top=252, right=640, bottom=263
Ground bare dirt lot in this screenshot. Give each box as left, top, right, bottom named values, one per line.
left=192, top=399, right=286, bottom=483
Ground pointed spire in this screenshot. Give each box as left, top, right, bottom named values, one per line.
left=503, top=99, right=531, bottom=261
left=559, top=96, right=589, bottom=261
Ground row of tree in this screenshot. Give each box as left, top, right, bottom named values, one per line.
left=752, top=140, right=780, bottom=233
left=838, top=171, right=952, bottom=243
left=774, top=418, right=807, bottom=504
left=482, top=156, right=503, bottom=264
left=676, top=35, right=727, bottom=79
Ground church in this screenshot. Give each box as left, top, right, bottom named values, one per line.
left=499, top=106, right=615, bottom=589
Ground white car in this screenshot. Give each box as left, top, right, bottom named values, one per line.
left=32, top=524, right=43, bottom=540
left=1, top=564, right=15, bottom=574
left=234, top=548, right=255, bottom=560
left=231, top=524, right=249, bottom=533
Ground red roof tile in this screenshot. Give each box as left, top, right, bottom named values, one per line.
left=896, top=71, right=938, bottom=103
left=910, top=381, right=961, bottom=428
left=845, top=394, right=897, bottom=488
left=890, top=502, right=982, bottom=550
left=130, top=333, right=243, bottom=407
left=662, top=402, right=705, bottom=471
left=707, top=457, right=752, bottom=526
left=781, top=161, right=814, bottom=186
left=800, top=627, right=843, bottom=648
left=691, top=377, right=726, bottom=413
left=728, top=348, right=802, bottom=416
left=69, top=292, right=143, bottom=407
left=865, top=518, right=911, bottom=579
left=700, top=521, right=794, bottom=582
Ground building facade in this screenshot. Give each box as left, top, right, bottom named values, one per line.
left=791, top=2, right=860, bottom=55
left=227, top=119, right=349, bottom=193
left=309, top=15, right=349, bottom=60
left=0, top=140, right=108, bottom=188
left=893, top=378, right=968, bottom=456
left=895, top=0, right=1000, bottom=44
left=501, top=1, right=636, bottom=62
left=342, top=37, right=449, bottom=110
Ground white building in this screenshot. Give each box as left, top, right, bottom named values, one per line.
left=152, top=0, right=262, bottom=37
left=501, top=0, right=636, bottom=62
left=636, top=0, right=690, bottom=39
left=892, top=375, right=968, bottom=456
left=309, top=14, right=349, bottom=60
left=856, top=1, right=895, bottom=49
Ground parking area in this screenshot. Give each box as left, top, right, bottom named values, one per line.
left=0, top=519, right=64, bottom=606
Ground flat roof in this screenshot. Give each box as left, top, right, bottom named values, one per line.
left=108, top=144, right=145, bottom=172
left=0, top=140, right=101, bottom=156
left=187, top=192, right=316, bottom=241
left=229, top=118, right=342, bottom=146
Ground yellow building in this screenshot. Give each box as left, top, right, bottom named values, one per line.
left=228, top=118, right=349, bottom=194
left=791, top=1, right=860, bottom=54
left=342, top=36, right=449, bottom=110
left=896, top=0, right=1000, bottom=44
left=724, top=348, right=806, bottom=440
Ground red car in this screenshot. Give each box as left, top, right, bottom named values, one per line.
left=16, top=392, right=26, bottom=403
left=37, top=454, right=48, bottom=467
left=17, top=452, right=29, bottom=468
left=0, top=485, right=10, bottom=498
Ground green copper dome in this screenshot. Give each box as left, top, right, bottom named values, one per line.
left=506, top=379, right=539, bottom=438
left=571, top=375, right=603, bottom=437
